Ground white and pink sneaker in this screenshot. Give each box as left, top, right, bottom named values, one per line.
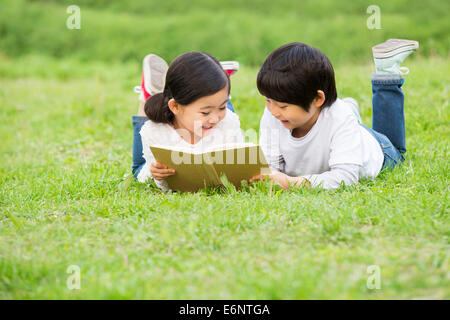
left=133, top=54, right=169, bottom=102
left=220, top=61, right=239, bottom=76
left=134, top=55, right=239, bottom=102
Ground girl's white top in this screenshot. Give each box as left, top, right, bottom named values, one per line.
left=138, top=110, right=245, bottom=191
left=259, top=98, right=384, bottom=189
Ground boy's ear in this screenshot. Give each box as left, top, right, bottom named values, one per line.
left=313, top=90, right=326, bottom=108
left=168, top=98, right=180, bottom=115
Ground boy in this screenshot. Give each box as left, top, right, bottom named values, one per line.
left=250, top=39, right=419, bottom=189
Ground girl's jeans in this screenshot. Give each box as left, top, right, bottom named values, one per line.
left=362, top=73, right=406, bottom=170
left=132, top=101, right=236, bottom=178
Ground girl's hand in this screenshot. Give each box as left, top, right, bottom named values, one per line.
left=249, top=171, right=310, bottom=190
left=150, top=161, right=176, bottom=181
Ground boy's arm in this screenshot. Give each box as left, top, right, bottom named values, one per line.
left=259, top=108, right=286, bottom=172
left=299, top=108, right=363, bottom=189
left=257, top=109, right=363, bottom=189
left=251, top=163, right=359, bottom=190
left=301, top=163, right=360, bottom=189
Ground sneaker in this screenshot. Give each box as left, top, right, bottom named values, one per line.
left=143, top=53, right=169, bottom=95
left=372, top=39, right=419, bottom=76
left=134, top=56, right=239, bottom=101
left=372, top=39, right=419, bottom=58
left=135, top=54, right=169, bottom=101
left=220, top=61, right=239, bottom=76
left=342, top=97, right=362, bottom=123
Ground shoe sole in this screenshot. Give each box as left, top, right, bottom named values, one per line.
left=220, top=61, right=239, bottom=71
left=143, top=54, right=169, bottom=95
left=372, top=39, right=419, bottom=59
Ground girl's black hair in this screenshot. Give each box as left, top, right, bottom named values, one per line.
left=257, top=42, right=337, bottom=111
left=145, top=52, right=230, bottom=124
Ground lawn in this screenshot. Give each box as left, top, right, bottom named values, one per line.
left=0, top=0, right=449, bottom=299
left=0, top=53, right=448, bottom=299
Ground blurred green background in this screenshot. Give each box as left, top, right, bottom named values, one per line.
left=1, top=0, right=448, bottom=66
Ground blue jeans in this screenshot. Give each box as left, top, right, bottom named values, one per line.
left=362, top=73, right=406, bottom=170
left=132, top=101, right=236, bottom=178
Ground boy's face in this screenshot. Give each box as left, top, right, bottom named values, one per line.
left=264, top=97, right=321, bottom=135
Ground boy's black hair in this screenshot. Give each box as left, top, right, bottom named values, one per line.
left=257, top=42, right=337, bottom=111
left=145, top=51, right=230, bottom=124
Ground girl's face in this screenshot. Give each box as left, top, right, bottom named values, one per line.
left=169, top=86, right=229, bottom=142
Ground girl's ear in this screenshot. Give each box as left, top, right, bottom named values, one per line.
left=168, top=98, right=180, bottom=115
left=313, top=90, right=326, bottom=108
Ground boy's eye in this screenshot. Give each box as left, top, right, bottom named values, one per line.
left=219, top=107, right=226, bottom=110
left=201, top=112, right=210, bottom=115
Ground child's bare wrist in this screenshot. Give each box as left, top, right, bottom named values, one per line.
left=288, top=176, right=310, bottom=188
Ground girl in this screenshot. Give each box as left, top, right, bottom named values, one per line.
left=131, top=52, right=244, bottom=191
left=250, top=39, right=418, bottom=189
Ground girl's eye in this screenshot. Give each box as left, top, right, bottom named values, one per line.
left=201, top=112, right=210, bottom=115
left=220, top=107, right=226, bottom=111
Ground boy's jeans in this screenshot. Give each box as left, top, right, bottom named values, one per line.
left=362, top=73, right=406, bottom=170
left=132, top=101, right=236, bottom=178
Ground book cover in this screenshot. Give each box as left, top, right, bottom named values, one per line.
left=150, top=143, right=271, bottom=192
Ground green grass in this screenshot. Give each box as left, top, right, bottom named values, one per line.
left=0, top=52, right=449, bottom=299
left=1, top=0, right=449, bottom=66
left=0, top=0, right=449, bottom=299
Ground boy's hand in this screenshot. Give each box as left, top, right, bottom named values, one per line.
left=249, top=171, right=310, bottom=190
left=150, top=161, right=175, bottom=181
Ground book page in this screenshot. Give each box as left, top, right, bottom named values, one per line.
left=150, top=144, right=271, bottom=192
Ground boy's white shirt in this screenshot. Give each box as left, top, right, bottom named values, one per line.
left=137, top=110, right=245, bottom=191
left=259, top=98, right=384, bottom=189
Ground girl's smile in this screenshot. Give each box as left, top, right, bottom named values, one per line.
left=170, top=86, right=229, bottom=143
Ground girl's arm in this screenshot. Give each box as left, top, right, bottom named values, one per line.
left=222, top=109, right=246, bottom=144
left=137, top=126, right=170, bottom=191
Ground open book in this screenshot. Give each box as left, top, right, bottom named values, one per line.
left=150, top=143, right=271, bottom=192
